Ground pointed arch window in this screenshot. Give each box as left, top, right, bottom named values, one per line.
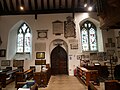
left=81, top=21, right=98, bottom=51
left=17, top=23, right=31, bottom=53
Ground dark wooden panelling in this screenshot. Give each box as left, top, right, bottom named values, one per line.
left=34, top=0, right=38, bottom=10
left=16, top=0, right=20, bottom=11
left=28, top=0, right=33, bottom=10
left=0, top=0, right=97, bottom=15
left=41, top=0, right=44, bottom=9
left=90, top=0, right=93, bottom=5
left=53, top=0, right=56, bottom=9
left=9, top=0, right=15, bottom=11
left=21, top=0, right=25, bottom=6
left=65, top=0, right=68, bottom=8
left=71, top=0, right=75, bottom=9
left=59, top=0, right=62, bottom=8
left=3, top=0, right=9, bottom=11
left=77, top=0, right=81, bottom=8
left=0, top=1, right=3, bottom=11
left=47, top=0, right=50, bottom=9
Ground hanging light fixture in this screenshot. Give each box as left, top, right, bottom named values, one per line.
left=88, top=6, right=93, bottom=11
left=20, top=6, right=24, bottom=11
left=84, top=0, right=87, bottom=7
left=84, top=3, right=87, bottom=7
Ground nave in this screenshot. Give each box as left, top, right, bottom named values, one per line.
left=3, top=75, right=88, bottom=90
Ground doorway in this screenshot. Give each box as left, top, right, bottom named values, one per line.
left=51, top=45, right=68, bottom=75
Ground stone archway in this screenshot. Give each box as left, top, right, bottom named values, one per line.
left=50, top=45, right=68, bottom=75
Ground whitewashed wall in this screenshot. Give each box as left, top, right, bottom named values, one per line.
left=0, top=13, right=105, bottom=75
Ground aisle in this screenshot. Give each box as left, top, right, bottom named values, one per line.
left=2, top=75, right=87, bottom=90
left=39, top=75, right=87, bottom=90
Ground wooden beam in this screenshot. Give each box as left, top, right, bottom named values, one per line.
left=84, top=0, right=87, bottom=4
left=65, top=0, right=68, bottom=8
left=41, top=0, right=44, bottom=9
left=28, top=0, right=33, bottom=10
left=53, top=0, right=55, bottom=8
left=71, top=0, right=75, bottom=9
left=0, top=8, right=92, bottom=16
left=47, top=0, right=50, bottom=9
left=109, top=25, right=120, bottom=29
left=9, top=0, right=15, bottom=11
left=90, top=0, right=93, bottom=5
left=16, top=0, right=20, bottom=11
left=96, top=0, right=105, bottom=13
left=0, top=1, right=3, bottom=11
left=59, top=0, right=62, bottom=8
left=77, top=0, right=81, bottom=8
left=3, top=0, right=9, bottom=11
left=21, top=0, right=25, bottom=6
left=34, top=0, right=38, bottom=10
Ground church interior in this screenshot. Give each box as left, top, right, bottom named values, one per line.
left=0, top=0, right=120, bottom=90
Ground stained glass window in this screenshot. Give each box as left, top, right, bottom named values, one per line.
left=81, top=21, right=97, bottom=51
left=17, top=23, right=31, bottom=53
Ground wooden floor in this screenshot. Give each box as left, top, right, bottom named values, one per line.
left=2, top=75, right=90, bottom=90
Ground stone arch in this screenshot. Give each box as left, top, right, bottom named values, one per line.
left=49, top=39, right=68, bottom=75
left=7, top=20, right=32, bottom=60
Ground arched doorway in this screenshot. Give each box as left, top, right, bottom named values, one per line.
left=51, top=45, right=68, bottom=75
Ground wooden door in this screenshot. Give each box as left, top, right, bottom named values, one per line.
left=51, top=45, right=68, bottom=75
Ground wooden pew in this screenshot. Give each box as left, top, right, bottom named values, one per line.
left=0, top=68, right=20, bottom=88
left=88, top=80, right=120, bottom=90
left=33, top=66, right=51, bottom=87
left=15, top=68, right=34, bottom=89
left=77, top=67, right=98, bottom=86
left=105, top=80, right=120, bottom=90
left=84, top=65, right=109, bottom=78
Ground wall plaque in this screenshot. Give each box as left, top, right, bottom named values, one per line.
left=35, top=42, right=46, bottom=51
left=1, top=60, right=10, bottom=66
left=64, top=16, right=76, bottom=38
left=36, top=52, right=45, bottom=59
left=13, top=60, right=24, bottom=67
left=35, top=60, right=46, bottom=65
left=37, top=30, right=48, bottom=39
left=52, top=20, right=64, bottom=35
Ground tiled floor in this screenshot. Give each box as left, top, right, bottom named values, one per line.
left=2, top=75, right=88, bottom=90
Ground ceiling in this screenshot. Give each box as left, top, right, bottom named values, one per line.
left=98, top=0, right=120, bottom=29
left=0, top=0, right=97, bottom=16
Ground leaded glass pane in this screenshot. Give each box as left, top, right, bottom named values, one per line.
left=24, top=28, right=31, bottom=52
left=17, top=23, right=31, bottom=53
left=22, top=23, right=28, bottom=32
left=84, top=23, right=87, bottom=27
left=81, top=21, right=97, bottom=52
left=17, top=29, right=23, bottom=52
left=88, top=23, right=91, bottom=27
left=89, top=28, right=97, bottom=51
left=81, top=28, right=89, bottom=51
